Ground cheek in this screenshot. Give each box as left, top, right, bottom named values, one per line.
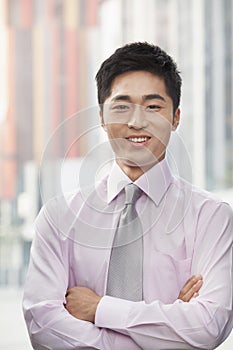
left=104, top=124, right=123, bottom=139
left=149, top=117, right=172, bottom=141
left=104, top=111, right=131, bottom=125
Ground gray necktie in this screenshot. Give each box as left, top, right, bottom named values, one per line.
left=107, top=184, right=143, bottom=301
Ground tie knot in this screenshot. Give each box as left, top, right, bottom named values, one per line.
left=124, top=184, right=142, bottom=205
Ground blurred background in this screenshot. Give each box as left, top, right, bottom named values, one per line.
left=0, top=0, right=232, bottom=349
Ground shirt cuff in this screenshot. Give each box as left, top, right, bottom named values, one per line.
left=95, top=296, right=133, bottom=329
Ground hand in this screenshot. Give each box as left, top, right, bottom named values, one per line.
left=178, top=275, right=203, bottom=302
left=65, top=286, right=102, bottom=323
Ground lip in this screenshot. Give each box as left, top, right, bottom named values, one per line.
left=126, top=135, right=151, bottom=147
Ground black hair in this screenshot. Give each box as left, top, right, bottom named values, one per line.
left=95, top=42, right=182, bottom=114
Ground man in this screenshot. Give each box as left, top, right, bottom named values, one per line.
left=23, top=43, right=233, bottom=349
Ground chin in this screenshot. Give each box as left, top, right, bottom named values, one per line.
left=117, top=156, right=160, bottom=170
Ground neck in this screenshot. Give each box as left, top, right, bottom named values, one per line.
left=116, top=156, right=165, bottom=181
left=117, top=162, right=145, bottom=181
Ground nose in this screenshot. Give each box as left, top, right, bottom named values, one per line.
left=127, top=105, right=148, bottom=129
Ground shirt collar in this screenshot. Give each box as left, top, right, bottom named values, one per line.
left=107, top=162, right=132, bottom=204
left=107, top=158, right=173, bottom=206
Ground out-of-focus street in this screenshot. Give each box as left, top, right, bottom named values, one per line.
left=1, top=287, right=233, bottom=350
left=1, top=288, right=32, bottom=350
left=0, top=1, right=233, bottom=350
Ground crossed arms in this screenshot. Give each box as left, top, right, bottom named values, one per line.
left=23, top=201, right=233, bottom=350
left=65, top=275, right=203, bottom=323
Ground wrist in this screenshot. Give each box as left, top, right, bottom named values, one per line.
left=93, top=296, right=102, bottom=323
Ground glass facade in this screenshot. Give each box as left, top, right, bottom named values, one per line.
left=0, top=1, right=232, bottom=349
left=0, top=0, right=232, bottom=288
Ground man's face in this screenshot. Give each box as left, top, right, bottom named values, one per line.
left=100, top=70, right=180, bottom=172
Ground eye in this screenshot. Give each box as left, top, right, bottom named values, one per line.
left=112, top=105, right=130, bottom=111
left=146, top=105, right=161, bottom=111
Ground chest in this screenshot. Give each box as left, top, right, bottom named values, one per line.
left=66, top=199, right=196, bottom=303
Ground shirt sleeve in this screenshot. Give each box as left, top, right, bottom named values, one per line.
left=95, top=202, right=233, bottom=350
left=23, top=200, right=141, bottom=350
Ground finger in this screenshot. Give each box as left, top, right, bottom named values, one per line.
left=179, top=275, right=201, bottom=296
left=181, top=276, right=196, bottom=294
left=178, top=275, right=203, bottom=301
left=193, top=292, right=199, bottom=298
left=65, top=286, right=79, bottom=297
left=181, top=279, right=203, bottom=302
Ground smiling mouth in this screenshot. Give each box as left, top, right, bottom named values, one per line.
left=127, top=136, right=151, bottom=143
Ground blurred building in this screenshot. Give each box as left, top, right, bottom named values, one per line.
left=0, top=0, right=232, bottom=286
left=98, top=0, right=233, bottom=195
left=0, top=0, right=100, bottom=285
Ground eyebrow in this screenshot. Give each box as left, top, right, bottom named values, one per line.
left=110, top=94, right=166, bottom=102
left=111, top=95, right=131, bottom=102
left=143, top=94, right=166, bottom=102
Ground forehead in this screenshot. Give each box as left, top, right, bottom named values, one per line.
left=109, top=70, right=167, bottom=97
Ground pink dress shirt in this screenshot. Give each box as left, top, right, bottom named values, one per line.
left=23, top=159, right=233, bottom=350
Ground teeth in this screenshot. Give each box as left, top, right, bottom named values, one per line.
left=128, top=137, right=149, bottom=143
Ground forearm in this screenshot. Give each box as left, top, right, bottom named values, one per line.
left=23, top=210, right=141, bottom=350
left=95, top=296, right=232, bottom=350
left=60, top=275, right=203, bottom=350
left=23, top=298, right=142, bottom=350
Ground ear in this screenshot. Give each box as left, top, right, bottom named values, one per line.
left=172, top=108, right=180, bottom=131
left=99, top=109, right=107, bottom=131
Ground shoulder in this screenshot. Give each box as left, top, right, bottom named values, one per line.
left=171, top=175, right=233, bottom=217
left=36, top=176, right=109, bottom=230
left=34, top=191, right=81, bottom=236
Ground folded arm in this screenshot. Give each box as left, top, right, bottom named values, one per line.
left=65, top=274, right=203, bottom=321
left=23, top=200, right=233, bottom=350
left=94, top=203, right=233, bottom=350
left=23, top=203, right=141, bottom=350
left=67, top=202, right=232, bottom=350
